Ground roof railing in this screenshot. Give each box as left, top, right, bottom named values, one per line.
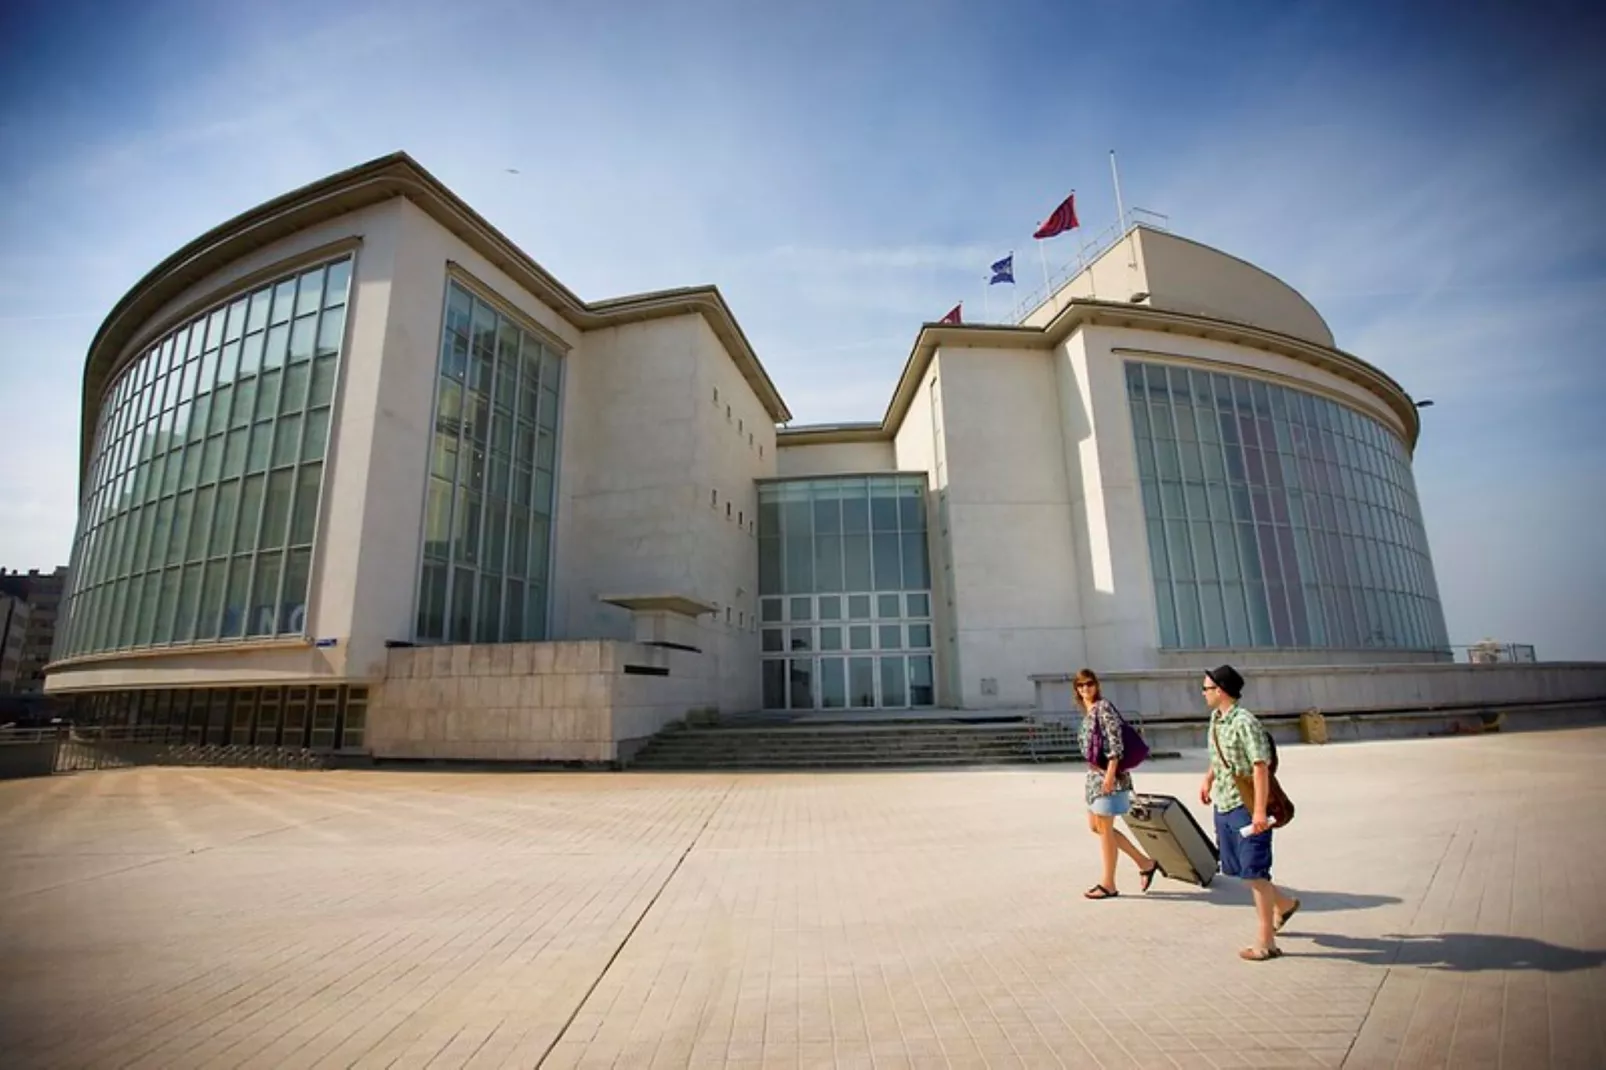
left=996, top=207, right=1170, bottom=326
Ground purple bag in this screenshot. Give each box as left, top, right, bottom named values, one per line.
left=1085, top=704, right=1151, bottom=772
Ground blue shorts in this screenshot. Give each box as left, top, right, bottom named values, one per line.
left=1215, top=806, right=1274, bottom=881
left=1089, top=790, right=1132, bottom=817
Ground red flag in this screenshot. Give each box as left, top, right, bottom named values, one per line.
left=938, top=303, right=962, bottom=325
left=1033, top=191, right=1079, bottom=239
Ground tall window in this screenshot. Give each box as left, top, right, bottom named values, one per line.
left=415, top=281, right=562, bottom=643
left=758, top=476, right=934, bottom=709
left=59, top=256, right=353, bottom=657
left=1126, top=361, right=1449, bottom=652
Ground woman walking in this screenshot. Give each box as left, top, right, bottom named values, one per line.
left=1075, top=669, right=1158, bottom=899
left=1199, top=664, right=1300, bottom=960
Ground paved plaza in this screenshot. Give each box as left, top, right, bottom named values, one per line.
left=1, top=728, right=1603, bottom=1069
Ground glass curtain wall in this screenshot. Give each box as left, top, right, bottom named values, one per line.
left=59, top=256, right=353, bottom=657
left=414, top=280, right=563, bottom=644
left=1126, top=361, right=1449, bottom=652
left=758, top=476, right=935, bottom=710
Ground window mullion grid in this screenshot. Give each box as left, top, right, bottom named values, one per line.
left=150, top=348, right=186, bottom=643
left=208, top=338, right=253, bottom=642
left=507, top=331, right=533, bottom=640
left=1208, top=388, right=1242, bottom=644
left=492, top=327, right=516, bottom=642
left=1152, top=375, right=1184, bottom=648
left=1256, top=391, right=1295, bottom=649
left=163, top=385, right=204, bottom=646
left=1172, top=372, right=1209, bottom=647
left=439, top=291, right=468, bottom=644
left=270, top=300, right=322, bottom=638
left=1182, top=375, right=1220, bottom=646
left=1225, top=381, right=1267, bottom=647
left=1138, top=381, right=1170, bottom=647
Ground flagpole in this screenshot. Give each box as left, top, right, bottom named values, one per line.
left=1111, top=149, right=1138, bottom=272
left=1037, top=239, right=1056, bottom=312
left=982, top=277, right=993, bottom=324
left=1110, top=149, right=1127, bottom=236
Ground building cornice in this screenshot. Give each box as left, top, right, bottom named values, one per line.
left=79, top=152, right=792, bottom=480
left=779, top=300, right=1421, bottom=450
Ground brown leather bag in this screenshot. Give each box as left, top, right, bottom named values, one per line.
left=1212, top=722, right=1296, bottom=829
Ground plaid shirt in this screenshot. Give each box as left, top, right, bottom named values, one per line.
left=1208, top=703, right=1271, bottom=813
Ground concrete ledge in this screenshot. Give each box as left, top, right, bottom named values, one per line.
left=366, top=638, right=719, bottom=764
left=1032, top=661, right=1606, bottom=721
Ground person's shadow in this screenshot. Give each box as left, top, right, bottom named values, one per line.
left=1145, top=884, right=1404, bottom=916
left=1298, top=931, right=1606, bottom=973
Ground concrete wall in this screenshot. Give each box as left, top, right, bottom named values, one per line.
left=1021, top=228, right=1335, bottom=351
left=688, top=315, right=773, bottom=711
left=891, top=363, right=956, bottom=705
left=1021, top=240, right=1148, bottom=326
left=369, top=639, right=716, bottom=763
left=1134, top=229, right=1335, bottom=348
left=555, top=316, right=701, bottom=642
left=775, top=439, right=896, bottom=477
left=1032, top=662, right=1606, bottom=721
left=1055, top=329, right=1144, bottom=672
left=554, top=312, right=770, bottom=713
left=934, top=346, right=1082, bottom=707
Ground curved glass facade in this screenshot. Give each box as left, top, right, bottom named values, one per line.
left=758, top=476, right=934, bottom=709
left=59, top=256, right=353, bottom=658
left=414, top=280, right=563, bottom=644
left=1126, top=361, right=1448, bottom=652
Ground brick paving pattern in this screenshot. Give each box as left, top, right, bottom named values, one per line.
left=1, top=727, right=1602, bottom=1068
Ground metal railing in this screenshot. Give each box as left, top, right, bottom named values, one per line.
left=1025, top=713, right=1080, bottom=762
left=0, top=724, right=330, bottom=778
left=1452, top=643, right=1539, bottom=665
left=1002, top=207, right=1171, bottom=326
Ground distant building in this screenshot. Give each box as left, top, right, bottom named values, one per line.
left=1, top=590, right=30, bottom=693
left=0, top=567, right=69, bottom=693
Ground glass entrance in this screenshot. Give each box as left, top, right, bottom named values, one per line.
left=758, top=473, right=936, bottom=710
left=759, top=592, right=938, bottom=710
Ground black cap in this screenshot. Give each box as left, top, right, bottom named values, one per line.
left=1207, top=664, right=1245, bottom=700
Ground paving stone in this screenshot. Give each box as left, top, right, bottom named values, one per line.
left=0, top=728, right=1602, bottom=1067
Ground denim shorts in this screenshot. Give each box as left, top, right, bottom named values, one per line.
left=1089, top=790, right=1132, bottom=817
left=1215, top=805, right=1273, bottom=880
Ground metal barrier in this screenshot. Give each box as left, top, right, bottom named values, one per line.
left=1452, top=643, right=1538, bottom=664
left=1026, top=713, right=1080, bottom=762
left=0, top=725, right=331, bottom=778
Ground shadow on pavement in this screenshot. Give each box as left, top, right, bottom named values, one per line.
left=1297, top=932, right=1606, bottom=973
left=1144, top=884, right=1403, bottom=915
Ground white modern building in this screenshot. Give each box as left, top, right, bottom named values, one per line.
left=45, top=153, right=1603, bottom=762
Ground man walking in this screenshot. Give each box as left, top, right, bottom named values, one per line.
left=1199, top=664, right=1300, bottom=961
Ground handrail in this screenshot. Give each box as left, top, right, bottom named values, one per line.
left=999, top=207, right=1169, bottom=326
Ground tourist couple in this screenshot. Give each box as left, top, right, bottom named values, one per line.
left=1074, top=664, right=1300, bottom=961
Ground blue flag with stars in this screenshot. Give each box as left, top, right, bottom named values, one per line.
left=989, top=254, right=1014, bottom=285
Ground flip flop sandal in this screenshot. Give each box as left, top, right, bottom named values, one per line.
left=1275, top=899, right=1302, bottom=932
left=1083, top=884, right=1119, bottom=900
left=1139, top=864, right=1160, bottom=894
left=1239, top=946, right=1284, bottom=962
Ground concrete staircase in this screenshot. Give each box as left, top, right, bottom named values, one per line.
left=626, top=712, right=1095, bottom=770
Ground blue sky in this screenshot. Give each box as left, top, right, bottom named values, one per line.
left=2, top=0, right=1603, bottom=659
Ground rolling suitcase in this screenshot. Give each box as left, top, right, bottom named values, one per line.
left=1123, top=793, right=1219, bottom=887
